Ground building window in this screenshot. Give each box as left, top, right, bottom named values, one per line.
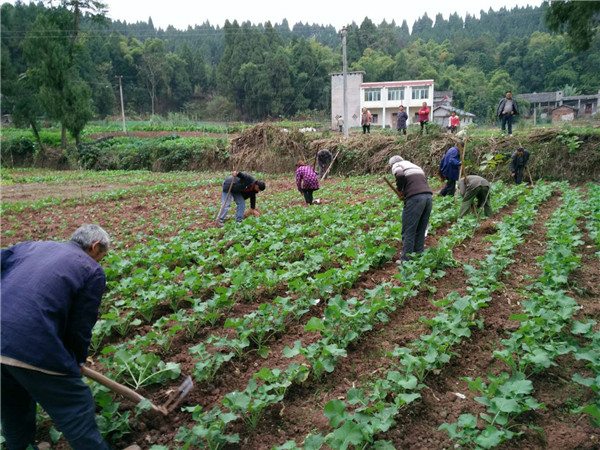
left=364, top=89, right=381, bottom=102
left=371, top=114, right=378, bottom=124
left=388, top=88, right=405, bottom=101
left=411, top=86, right=429, bottom=100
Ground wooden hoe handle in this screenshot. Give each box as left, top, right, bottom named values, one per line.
left=81, top=366, right=166, bottom=414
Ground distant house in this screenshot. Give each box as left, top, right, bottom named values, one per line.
left=360, top=79, right=434, bottom=129
left=432, top=105, right=476, bottom=128
left=517, top=89, right=600, bottom=118
left=434, top=90, right=453, bottom=107
left=551, top=105, right=577, bottom=124
left=516, top=91, right=563, bottom=117
left=330, top=72, right=434, bottom=129
left=563, top=93, right=600, bottom=116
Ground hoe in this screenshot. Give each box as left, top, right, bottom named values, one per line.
left=82, top=366, right=193, bottom=416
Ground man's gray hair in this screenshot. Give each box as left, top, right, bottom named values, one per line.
left=71, top=224, right=110, bottom=250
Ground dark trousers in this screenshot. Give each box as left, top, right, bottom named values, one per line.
left=501, top=114, right=513, bottom=134
left=439, top=178, right=457, bottom=196
left=1, top=364, right=110, bottom=450
left=362, top=124, right=370, bottom=134
left=420, top=121, right=428, bottom=134
left=398, top=128, right=406, bottom=135
left=514, top=167, right=525, bottom=185
left=318, top=162, right=331, bottom=179
left=401, top=193, right=433, bottom=261
left=301, top=189, right=315, bottom=205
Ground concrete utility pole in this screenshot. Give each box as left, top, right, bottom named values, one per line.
left=342, top=27, right=349, bottom=138
left=116, top=75, right=127, bottom=134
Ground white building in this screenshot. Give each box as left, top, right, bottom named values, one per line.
left=331, top=73, right=435, bottom=129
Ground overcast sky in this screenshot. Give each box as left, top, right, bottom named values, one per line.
left=97, top=0, right=543, bottom=31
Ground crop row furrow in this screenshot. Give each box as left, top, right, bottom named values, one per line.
left=171, top=182, right=525, bottom=448
left=442, top=184, right=592, bottom=448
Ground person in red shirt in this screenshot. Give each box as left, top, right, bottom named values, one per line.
left=418, top=102, right=430, bottom=135
left=449, top=111, right=460, bottom=133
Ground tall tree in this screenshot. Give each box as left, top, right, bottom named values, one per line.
left=545, top=0, right=600, bottom=51
left=23, top=9, right=93, bottom=147
left=136, top=38, right=168, bottom=115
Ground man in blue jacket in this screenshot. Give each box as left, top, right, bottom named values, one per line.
left=439, top=141, right=463, bottom=196
left=1, top=224, right=111, bottom=450
left=218, top=171, right=266, bottom=226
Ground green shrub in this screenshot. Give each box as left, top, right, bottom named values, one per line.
left=1, top=137, right=36, bottom=167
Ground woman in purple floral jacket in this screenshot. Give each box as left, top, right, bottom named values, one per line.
left=295, top=160, right=320, bottom=205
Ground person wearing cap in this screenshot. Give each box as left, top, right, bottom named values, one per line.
left=389, top=155, right=433, bottom=263
left=438, top=141, right=463, bottom=196
left=295, top=160, right=320, bottom=205
left=1, top=224, right=112, bottom=450
left=458, top=175, right=493, bottom=218
left=509, top=147, right=530, bottom=185
left=218, top=171, right=266, bottom=225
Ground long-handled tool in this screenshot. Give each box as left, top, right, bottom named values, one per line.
left=82, top=366, right=193, bottom=416
left=454, top=137, right=468, bottom=203
left=526, top=165, right=534, bottom=187
left=215, top=177, right=234, bottom=223
left=320, top=148, right=341, bottom=181
left=382, top=176, right=404, bottom=202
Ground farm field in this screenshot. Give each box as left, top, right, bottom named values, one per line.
left=1, top=169, right=599, bottom=450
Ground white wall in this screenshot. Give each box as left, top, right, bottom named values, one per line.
left=331, top=72, right=364, bottom=129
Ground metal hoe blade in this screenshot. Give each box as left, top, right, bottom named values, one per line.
left=161, top=375, right=194, bottom=413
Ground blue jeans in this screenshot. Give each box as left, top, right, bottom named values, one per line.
left=1, top=364, right=110, bottom=450
left=219, top=191, right=245, bottom=223
left=501, top=114, right=513, bottom=134
left=401, top=193, right=433, bottom=261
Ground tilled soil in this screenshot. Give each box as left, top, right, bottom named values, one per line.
left=2, top=178, right=599, bottom=450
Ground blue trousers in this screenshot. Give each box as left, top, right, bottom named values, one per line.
left=219, top=191, right=245, bottom=223
left=1, top=364, right=110, bottom=450
left=500, top=114, right=513, bottom=134
left=401, top=193, right=433, bottom=261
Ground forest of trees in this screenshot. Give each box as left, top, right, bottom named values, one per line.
left=1, top=1, right=599, bottom=137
